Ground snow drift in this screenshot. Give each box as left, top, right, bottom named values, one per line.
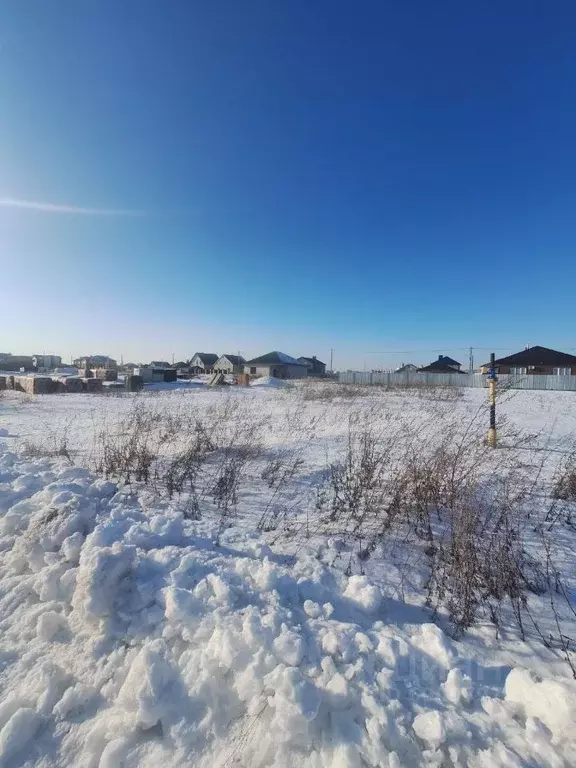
left=0, top=444, right=575, bottom=767
left=251, top=376, right=291, bottom=389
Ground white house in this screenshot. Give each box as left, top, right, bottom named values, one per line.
left=189, top=353, right=219, bottom=374
left=214, top=354, right=246, bottom=374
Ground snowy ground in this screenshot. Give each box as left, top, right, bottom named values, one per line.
left=1, top=383, right=576, bottom=767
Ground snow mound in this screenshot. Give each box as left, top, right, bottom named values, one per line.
left=251, top=376, right=291, bottom=388
left=143, top=381, right=205, bottom=391
left=0, top=445, right=575, bottom=766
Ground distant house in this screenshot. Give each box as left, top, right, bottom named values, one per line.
left=480, top=346, right=576, bottom=376
left=298, top=356, right=326, bottom=377
left=0, top=355, right=34, bottom=372
left=149, top=361, right=171, bottom=368
left=215, top=354, right=246, bottom=374
left=32, top=355, right=62, bottom=370
left=74, top=355, right=117, bottom=370
left=244, top=351, right=308, bottom=379
left=189, top=353, right=219, bottom=374
left=418, top=355, right=463, bottom=373
left=395, top=363, right=419, bottom=373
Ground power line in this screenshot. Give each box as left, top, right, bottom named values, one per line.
left=363, top=347, right=514, bottom=355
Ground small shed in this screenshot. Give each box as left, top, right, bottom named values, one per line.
left=135, top=366, right=177, bottom=383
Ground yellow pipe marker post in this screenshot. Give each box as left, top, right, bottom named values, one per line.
left=487, top=352, right=497, bottom=447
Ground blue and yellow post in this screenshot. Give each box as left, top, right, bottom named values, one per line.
left=487, top=352, right=497, bottom=447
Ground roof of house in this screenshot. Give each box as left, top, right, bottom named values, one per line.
left=437, top=355, right=461, bottom=367
left=150, top=361, right=171, bottom=368
left=418, top=355, right=462, bottom=372
left=218, top=354, right=246, bottom=365
left=245, top=351, right=307, bottom=366
left=395, top=363, right=418, bottom=372
left=298, top=356, right=326, bottom=366
left=486, top=346, right=576, bottom=368
left=417, top=364, right=466, bottom=374
left=191, top=353, right=219, bottom=365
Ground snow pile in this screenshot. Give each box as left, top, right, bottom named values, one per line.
left=1, top=445, right=575, bottom=767
left=143, top=380, right=205, bottom=392
left=251, top=376, right=291, bottom=389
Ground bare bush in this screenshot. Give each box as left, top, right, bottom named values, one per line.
left=300, top=382, right=381, bottom=401
left=553, top=457, right=576, bottom=501
left=92, top=396, right=268, bottom=525
left=257, top=449, right=306, bottom=530
left=307, top=405, right=575, bottom=671
left=95, top=401, right=157, bottom=483
left=20, top=420, right=75, bottom=464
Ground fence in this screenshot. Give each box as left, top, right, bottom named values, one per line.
left=337, top=371, right=576, bottom=392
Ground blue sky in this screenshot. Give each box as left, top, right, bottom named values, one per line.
left=1, top=1, right=575, bottom=369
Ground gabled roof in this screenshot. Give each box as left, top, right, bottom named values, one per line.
left=218, top=354, right=246, bottom=365
left=486, top=346, right=576, bottom=368
left=191, top=353, right=219, bottom=365
left=419, top=355, right=462, bottom=372
left=437, top=355, right=461, bottom=367
left=245, top=351, right=307, bottom=366
left=298, top=356, right=326, bottom=366
left=418, top=363, right=466, bottom=374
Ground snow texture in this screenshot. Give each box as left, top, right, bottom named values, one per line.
left=250, top=375, right=292, bottom=388
left=1, top=388, right=576, bottom=766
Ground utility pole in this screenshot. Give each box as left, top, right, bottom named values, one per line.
left=469, top=346, right=474, bottom=374
left=329, top=348, right=334, bottom=373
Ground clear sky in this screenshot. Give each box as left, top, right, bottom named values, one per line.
left=1, top=1, right=575, bottom=369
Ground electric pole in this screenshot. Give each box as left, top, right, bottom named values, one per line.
left=329, top=348, right=334, bottom=373
left=469, top=346, right=474, bottom=374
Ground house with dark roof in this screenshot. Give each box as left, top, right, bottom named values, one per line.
left=297, top=356, right=326, bottom=377
left=244, top=351, right=308, bottom=379
left=214, top=354, right=246, bottom=374
left=395, top=363, right=419, bottom=373
left=189, top=353, right=219, bottom=374
left=480, top=346, right=576, bottom=376
left=418, top=355, right=463, bottom=374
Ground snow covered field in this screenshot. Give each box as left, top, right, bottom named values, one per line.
left=1, top=382, right=575, bottom=767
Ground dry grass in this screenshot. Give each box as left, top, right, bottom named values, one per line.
left=15, top=386, right=576, bottom=673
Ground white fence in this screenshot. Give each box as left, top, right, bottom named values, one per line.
left=337, top=371, right=576, bottom=391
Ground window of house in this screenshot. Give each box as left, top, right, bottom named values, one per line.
left=250, top=367, right=256, bottom=375
left=510, top=367, right=527, bottom=375
left=553, top=367, right=570, bottom=376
